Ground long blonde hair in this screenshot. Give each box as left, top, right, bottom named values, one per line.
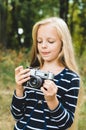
left=30, top=17, right=78, bottom=73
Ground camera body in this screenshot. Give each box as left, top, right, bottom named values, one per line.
left=23, top=68, right=55, bottom=89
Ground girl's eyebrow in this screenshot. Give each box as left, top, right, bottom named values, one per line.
left=48, top=37, right=55, bottom=40
left=37, top=37, right=42, bottom=40
left=37, top=39, right=42, bottom=41
left=47, top=37, right=56, bottom=41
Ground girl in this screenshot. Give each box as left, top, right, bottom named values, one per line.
left=11, top=17, right=80, bottom=130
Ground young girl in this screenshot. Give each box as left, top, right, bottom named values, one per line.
left=11, top=17, right=80, bottom=130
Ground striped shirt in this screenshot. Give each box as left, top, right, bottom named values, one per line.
left=10, top=68, right=80, bottom=130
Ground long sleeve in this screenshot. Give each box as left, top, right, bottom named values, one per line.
left=10, top=91, right=26, bottom=120
left=49, top=69, right=80, bottom=129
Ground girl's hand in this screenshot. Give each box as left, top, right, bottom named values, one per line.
left=41, top=80, right=59, bottom=110
left=15, top=66, right=30, bottom=97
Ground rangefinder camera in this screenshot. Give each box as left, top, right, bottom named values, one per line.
left=23, top=68, right=55, bottom=89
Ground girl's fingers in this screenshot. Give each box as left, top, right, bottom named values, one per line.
left=41, top=87, right=48, bottom=95
left=15, top=66, right=23, bottom=75
left=15, top=66, right=30, bottom=86
left=19, top=68, right=30, bottom=76
left=43, top=80, right=53, bottom=90
left=17, top=76, right=30, bottom=86
left=41, top=80, right=58, bottom=96
left=15, top=72, right=30, bottom=82
left=15, top=66, right=30, bottom=75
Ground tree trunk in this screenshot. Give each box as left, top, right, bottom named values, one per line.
left=59, top=0, right=69, bottom=23
left=0, top=1, right=7, bottom=48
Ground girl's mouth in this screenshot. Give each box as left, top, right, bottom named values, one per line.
left=41, top=52, right=50, bottom=55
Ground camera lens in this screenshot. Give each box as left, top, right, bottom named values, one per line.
left=30, top=77, right=38, bottom=86
left=29, top=76, right=43, bottom=89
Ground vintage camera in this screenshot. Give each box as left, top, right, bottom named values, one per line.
left=23, top=68, right=55, bottom=89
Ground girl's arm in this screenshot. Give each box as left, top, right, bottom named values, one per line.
left=10, top=91, right=26, bottom=120
left=10, top=66, right=30, bottom=120
left=41, top=74, right=80, bottom=129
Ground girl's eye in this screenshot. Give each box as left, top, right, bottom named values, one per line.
left=37, top=40, right=42, bottom=44
left=48, top=41, right=54, bottom=44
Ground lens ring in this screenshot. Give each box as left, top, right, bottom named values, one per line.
left=29, top=76, right=43, bottom=89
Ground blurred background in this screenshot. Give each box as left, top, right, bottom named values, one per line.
left=0, top=0, right=86, bottom=130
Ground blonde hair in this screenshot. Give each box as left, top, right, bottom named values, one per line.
left=30, top=17, right=78, bottom=73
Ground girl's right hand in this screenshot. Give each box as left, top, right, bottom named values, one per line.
left=15, top=66, right=30, bottom=97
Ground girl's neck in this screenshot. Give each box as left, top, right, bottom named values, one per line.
left=40, top=61, right=65, bottom=75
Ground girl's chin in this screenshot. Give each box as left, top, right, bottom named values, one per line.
left=42, top=58, right=52, bottom=62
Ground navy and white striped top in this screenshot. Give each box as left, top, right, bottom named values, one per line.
left=10, top=68, right=80, bottom=130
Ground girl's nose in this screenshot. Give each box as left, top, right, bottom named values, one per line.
left=42, top=42, right=47, bottom=48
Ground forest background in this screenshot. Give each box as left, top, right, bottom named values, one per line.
left=0, top=0, right=86, bottom=130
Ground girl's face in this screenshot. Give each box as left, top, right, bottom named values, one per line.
left=37, top=24, right=62, bottom=63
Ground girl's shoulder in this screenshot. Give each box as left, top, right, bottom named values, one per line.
left=55, top=68, right=80, bottom=81
left=65, top=68, right=80, bottom=77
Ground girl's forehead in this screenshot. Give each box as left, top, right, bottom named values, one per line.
left=37, top=23, right=61, bottom=38
left=38, top=23, right=55, bottom=29
left=37, top=23, right=57, bottom=33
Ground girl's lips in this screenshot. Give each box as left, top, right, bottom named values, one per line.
left=41, top=52, right=50, bottom=55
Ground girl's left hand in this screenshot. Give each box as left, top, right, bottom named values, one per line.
left=41, top=80, right=58, bottom=105
left=41, top=80, right=59, bottom=110
left=41, top=80, right=58, bottom=101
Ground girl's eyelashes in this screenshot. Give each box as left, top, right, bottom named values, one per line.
left=37, top=40, right=42, bottom=44
left=37, top=40, right=55, bottom=44
left=48, top=41, right=55, bottom=44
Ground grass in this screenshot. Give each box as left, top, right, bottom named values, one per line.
left=0, top=88, right=15, bottom=130
left=78, top=87, right=86, bottom=130
left=0, top=48, right=86, bottom=130
left=78, top=102, right=86, bottom=130
left=0, top=48, right=29, bottom=130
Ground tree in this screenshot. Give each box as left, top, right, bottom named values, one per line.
left=59, top=0, right=69, bottom=23
left=6, top=0, right=59, bottom=49
left=68, top=0, right=86, bottom=56
left=0, top=0, right=8, bottom=48
left=78, top=0, right=86, bottom=56
left=0, top=0, right=86, bottom=55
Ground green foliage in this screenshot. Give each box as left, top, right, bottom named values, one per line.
left=78, top=100, right=86, bottom=130
left=0, top=48, right=30, bottom=88
left=0, top=0, right=86, bottom=58
left=68, top=0, right=86, bottom=57
left=5, top=0, right=60, bottom=48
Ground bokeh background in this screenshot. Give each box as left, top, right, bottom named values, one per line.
left=0, top=0, right=86, bottom=130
